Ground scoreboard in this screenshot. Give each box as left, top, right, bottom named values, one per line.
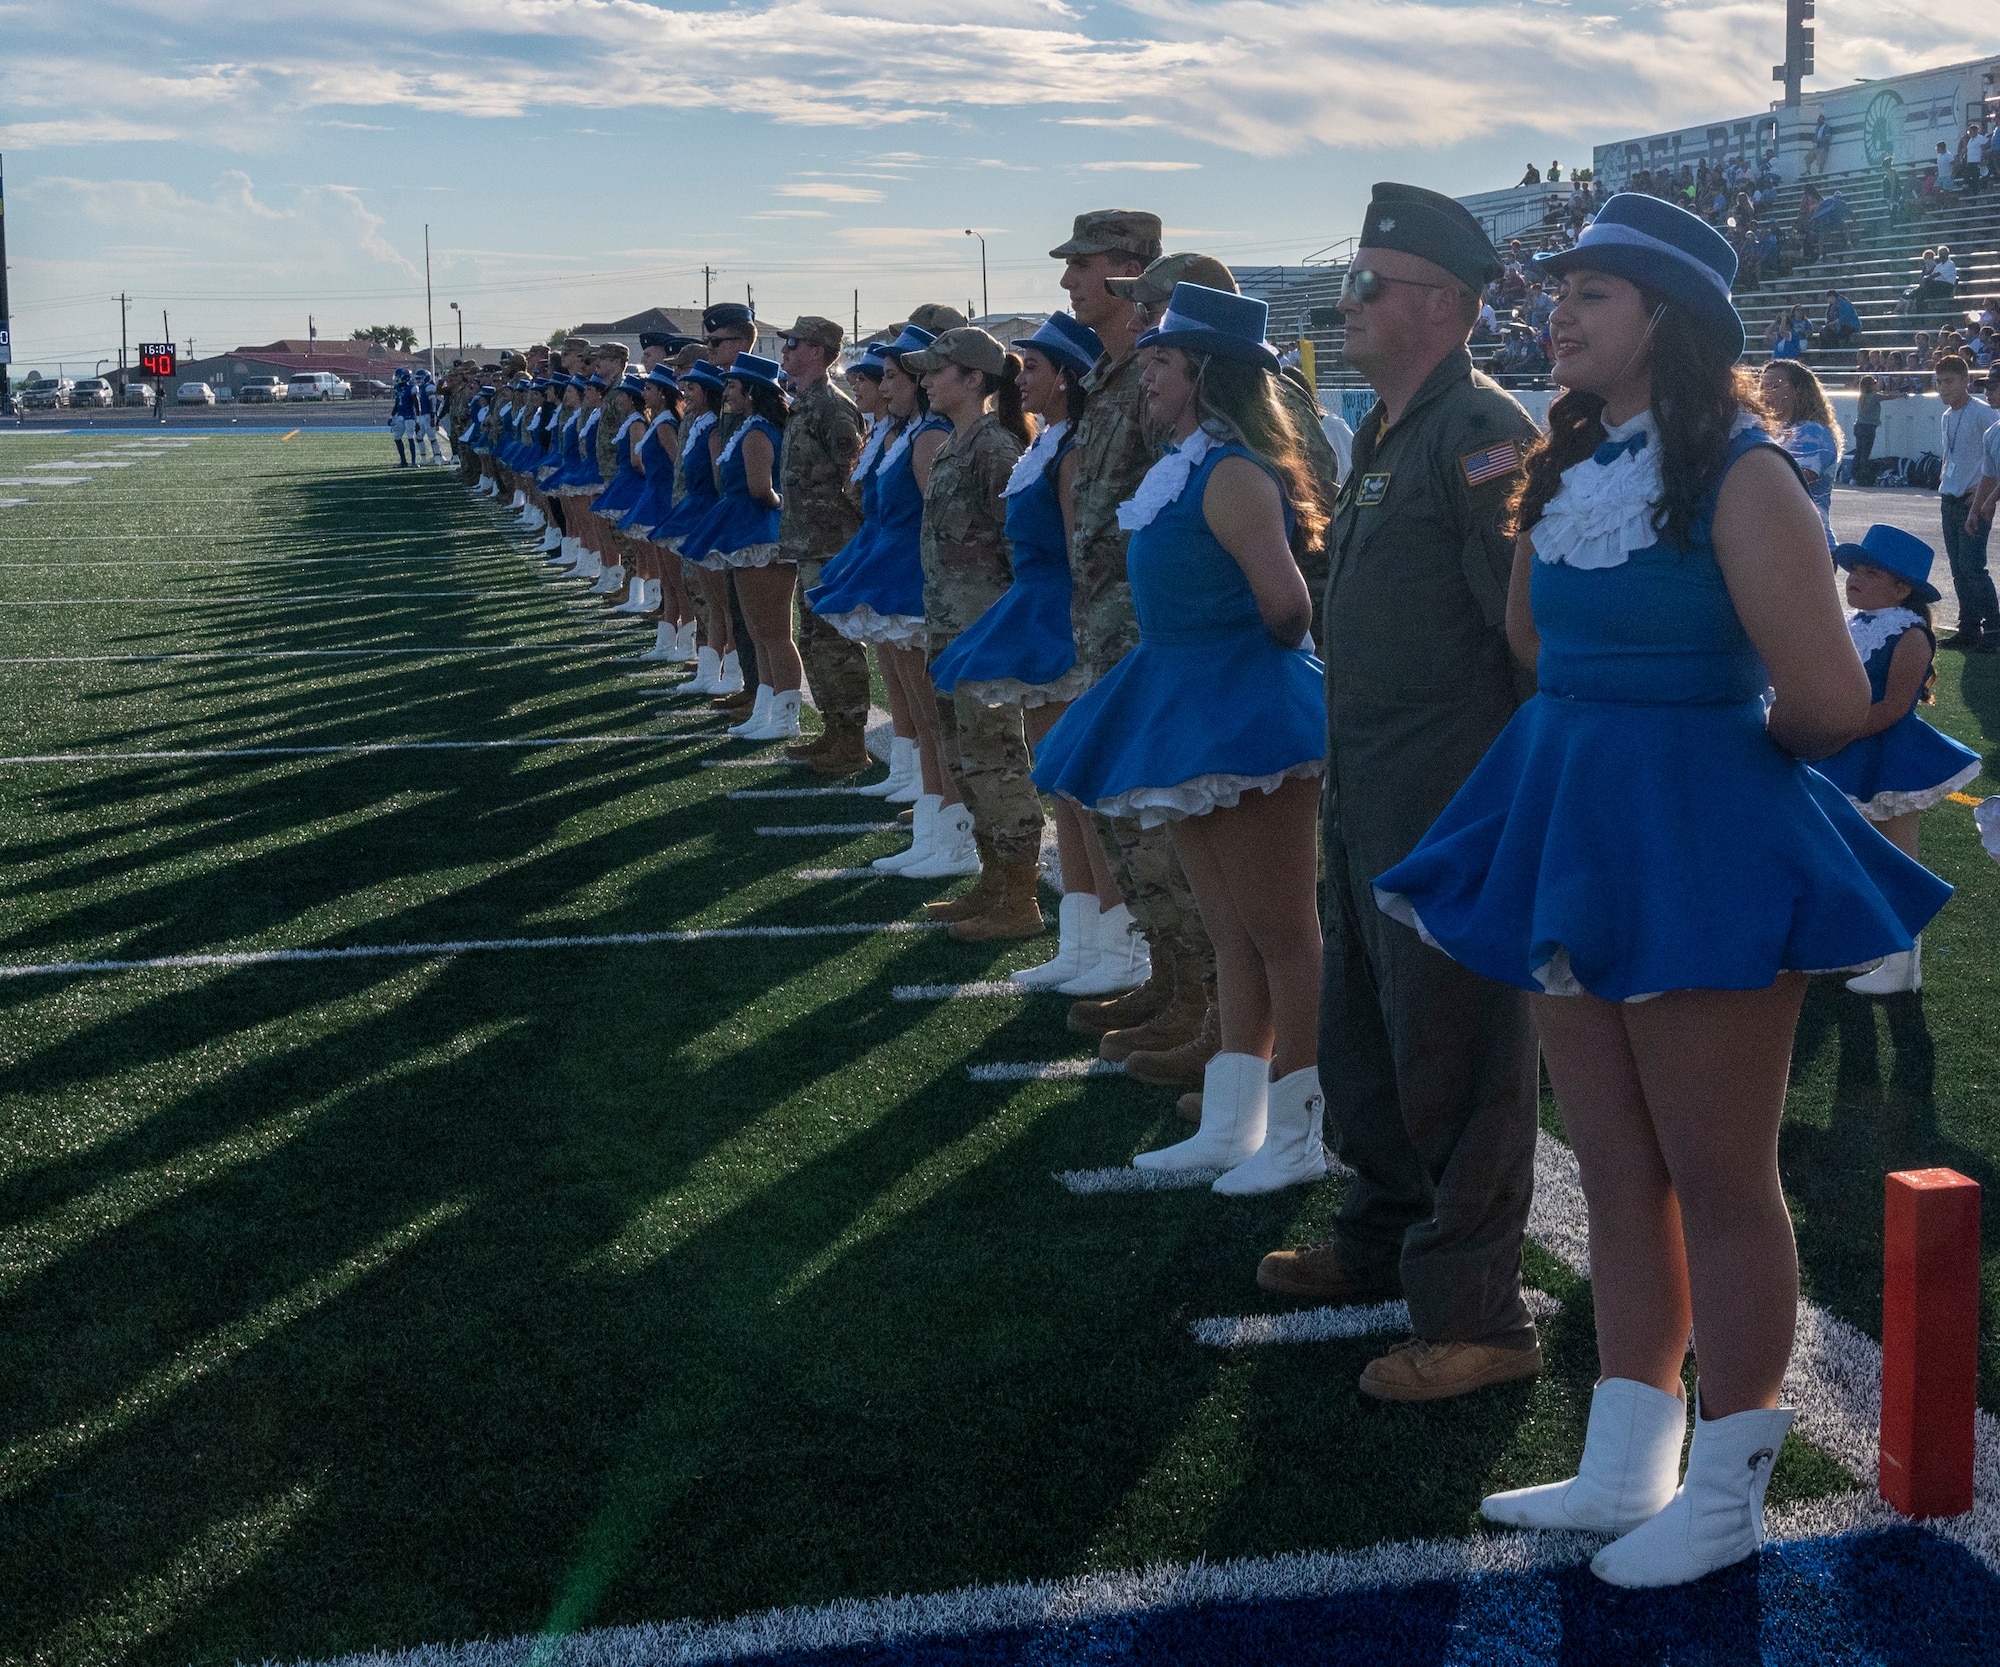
left=138, top=343, right=176, bottom=379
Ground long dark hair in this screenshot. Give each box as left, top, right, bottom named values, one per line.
left=743, top=379, right=790, bottom=430
left=1060, top=365, right=1089, bottom=427
left=979, top=352, right=1032, bottom=448
left=1187, top=352, right=1328, bottom=558
left=1509, top=290, right=1765, bottom=553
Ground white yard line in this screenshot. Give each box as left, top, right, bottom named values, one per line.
left=0, top=647, right=588, bottom=665
left=894, top=981, right=1031, bottom=1000
left=1191, top=1290, right=1565, bottom=1349
left=728, top=786, right=883, bottom=799
left=794, top=868, right=880, bottom=881
left=0, top=921, right=942, bottom=980
left=0, top=591, right=528, bottom=605
left=0, top=736, right=703, bottom=765
left=753, top=823, right=901, bottom=837
left=968, top=1059, right=1124, bottom=1082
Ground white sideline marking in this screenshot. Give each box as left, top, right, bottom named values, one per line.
left=728, top=786, right=880, bottom=799
left=0, top=476, right=85, bottom=485
left=794, top=868, right=877, bottom=881
left=0, top=556, right=522, bottom=567
left=753, top=822, right=901, bottom=837
left=895, top=981, right=1030, bottom=1001
left=0, top=591, right=526, bottom=605
left=0, top=921, right=943, bottom=980
left=0, top=736, right=701, bottom=764
left=701, top=758, right=810, bottom=769
left=0, top=647, right=585, bottom=665
left=1055, top=1165, right=1224, bottom=1193
left=969, top=1059, right=1123, bottom=1082
left=1191, top=1290, right=1566, bottom=1348
left=0, top=499, right=29, bottom=508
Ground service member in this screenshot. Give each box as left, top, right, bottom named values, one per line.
left=1257, top=183, right=1544, bottom=1404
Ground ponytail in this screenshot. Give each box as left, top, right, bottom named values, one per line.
left=987, top=351, right=1031, bottom=448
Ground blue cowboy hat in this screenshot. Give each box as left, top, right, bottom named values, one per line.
left=1533, top=193, right=1746, bottom=360
left=645, top=363, right=680, bottom=390
left=845, top=345, right=890, bottom=381
left=681, top=360, right=727, bottom=397
left=1013, top=312, right=1104, bottom=379
left=1834, top=523, right=1941, bottom=604
left=723, top=352, right=784, bottom=390
left=879, top=324, right=937, bottom=361
left=1136, top=282, right=1280, bottom=373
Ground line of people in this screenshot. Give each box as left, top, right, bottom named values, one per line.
left=434, top=187, right=1969, bottom=1591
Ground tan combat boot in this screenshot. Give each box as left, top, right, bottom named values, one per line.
left=809, top=720, right=875, bottom=778
left=1099, top=961, right=1207, bottom=1063
left=924, top=836, right=997, bottom=922
left=1067, top=942, right=1174, bottom=1037
left=784, top=730, right=831, bottom=761
left=947, top=859, right=1045, bottom=942
left=1122, top=987, right=1220, bottom=1086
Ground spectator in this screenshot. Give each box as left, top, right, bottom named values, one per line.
left=1548, top=160, right=1562, bottom=183
left=1471, top=293, right=1499, bottom=344
left=1934, top=141, right=1957, bottom=192
left=1518, top=161, right=1542, bottom=186
left=1853, top=374, right=1883, bottom=486
left=1821, top=288, right=1862, bottom=348
left=1527, top=282, right=1554, bottom=331
left=1966, top=123, right=1988, bottom=196
left=1761, top=359, right=1842, bottom=545
left=1915, top=332, right=1937, bottom=372
left=1934, top=352, right=2000, bottom=650
left=1979, top=298, right=2000, bottom=333
left=1805, top=109, right=1831, bottom=176
left=1881, top=155, right=1909, bottom=229
left=1902, top=250, right=1956, bottom=312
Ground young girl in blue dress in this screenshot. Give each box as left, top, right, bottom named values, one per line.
left=1816, top=524, right=1982, bottom=993
left=660, top=364, right=739, bottom=697
left=1034, top=283, right=1330, bottom=1194
left=1374, top=194, right=1949, bottom=1588
left=589, top=377, right=650, bottom=600
left=625, top=366, right=697, bottom=659
left=1758, top=359, right=1841, bottom=547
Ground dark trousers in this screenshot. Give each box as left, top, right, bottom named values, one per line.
left=1940, top=494, right=1998, bottom=636
left=726, top=572, right=759, bottom=689
left=1852, top=423, right=1877, bottom=484
left=1321, top=829, right=1539, bottom=1346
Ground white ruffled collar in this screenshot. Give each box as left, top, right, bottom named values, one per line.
left=613, top=413, right=641, bottom=443
left=680, top=410, right=716, bottom=461
left=1531, top=410, right=1661, bottom=570
left=876, top=414, right=941, bottom=480
left=1848, top=607, right=1925, bottom=657
left=852, top=414, right=890, bottom=483
left=1004, top=419, right=1069, bottom=497
left=1117, top=422, right=1226, bottom=533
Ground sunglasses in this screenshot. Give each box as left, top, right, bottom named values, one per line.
left=1340, top=268, right=1452, bottom=306
left=706, top=332, right=749, bottom=346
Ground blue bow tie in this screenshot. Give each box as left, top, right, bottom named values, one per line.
left=1592, top=428, right=1650, bottom=466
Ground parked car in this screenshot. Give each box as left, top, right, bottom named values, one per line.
left=238, top=376, right=288, bottom=404
left=123, top=382, right=156, bottom=406
left=285, top=371, right=351, bottom=401
left=18, top=376, right=73, bottom=410
left=212, top=383, right=235, bottom=404
left=353, top=378, right=396, bottom=399
left=177, top=382, right=217, bottom=406
left=70, top=377, right=114, bottom=408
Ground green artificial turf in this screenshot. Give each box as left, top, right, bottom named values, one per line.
left=0, top=434, right=1993, bottom=1666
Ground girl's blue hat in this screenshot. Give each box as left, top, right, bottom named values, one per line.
left=724, top=352, right=784, bottom=389
left=646, top=363, right=680, bottom=389
left=1834, top=522, right=1941, bottom=604
left=1136, top=282, right=1279, bottom=373
left=1013, top=313, right=1103, bottom=378
left=566, top=374, right=589, bottom=391
left=880, top=324, right=936, bottom=360
left=1533, top=193, right=1746, bottom=361
left=617, top=374, right=648, bottom=397
left=846, top=345, right=890, bottom=380
left=683, top=360, right=726, bottom=396
left=584, top=373, right=608, bottom=391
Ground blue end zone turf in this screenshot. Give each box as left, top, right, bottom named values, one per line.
left=740, top=1530, right=2000, bottom=1666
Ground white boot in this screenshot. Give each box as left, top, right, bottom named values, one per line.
left=740, top=689, right=802, bottom=741
left=558, top=535, right=582, bottom=566
left=902, top=802, right=980, bottom=878
left=575, top=547, right=604, bottom=581
left=1011, top=892, right=1092, bottom=988
left=682, top=645, right=722, bottom=693
left=856, top=736, right=916, bottom=799
left=1482, top=1378, right=1687, bottom=1533
left=714, top=649, right=744, bottom=695
left=1133, top=1052, right=1268, bottom=1172
left=1056, top=903, right=1147, bottom=997
left=884, top=741, right=923, bottom=803
left=672, top=620, right=698, bottom=659
left=873, top=795, right=940, bottom=874
left=522, top=505, right=546, bottom=531
left=613, top=577, right=651, bottom=614
left=728, top=685, right=775, bottom=738
left=1590, top=1390, right=1793, bottom=1588
left=538, top=525, right=562, bottom=553
left=589, top=563, right=626, bottom=596
left=509, top=489, right=526, bottom=509
left=1213, top=1064, right=1328, bottom=1194
left=1846, top=939, right=1921, bottom=995
left=638, top=622, right=678, bottom=661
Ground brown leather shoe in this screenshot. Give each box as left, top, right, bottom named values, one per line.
left=1358, top=1337, right=1543, bottom=1403
left=1098, top=971, right=1206, bottom=1062
left=924, top=861, right=996, bottom=922
left=947, top=859, right=1045, bottom=942
left=1123, top=993, right=1219, bottom=1087
left=1068, top=947, right=1174, bottom=1037
left=1176, top=1090, right=1203, bottom=1124
left=808, top=726, right=875, bottom=778
left=714, top=691, right=756, bottom=715
left=1256, top=1242, right=1403, bottom=1302
left=784, top=731, right=831, bottom=761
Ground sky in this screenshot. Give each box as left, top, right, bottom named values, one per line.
left=1, top=0, right=1991, bottom=373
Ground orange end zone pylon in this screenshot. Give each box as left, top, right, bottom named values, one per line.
left=1880, top=1168, right=1981, bottom=1519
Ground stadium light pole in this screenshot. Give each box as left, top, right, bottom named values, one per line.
left=424, top=224, right=436, bottom=378
left=450, top=301, right=463, bottom=359
left=964, top=230, right=988, bottom=321
left=0, top=153, right=13, bottom=418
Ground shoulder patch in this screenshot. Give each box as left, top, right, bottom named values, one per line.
left=1460, top=441, right=1522, bottom=488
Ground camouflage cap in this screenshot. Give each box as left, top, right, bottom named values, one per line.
left=671, top=343, right=704, bottom=372
left=906, top=303, right=969, bottom=335
left=1049, top=210, right=1163, bottom=264
left=898, top=326, right=1008, bottom=378
left=782, top=315, right=845, bottom=354
left=1105, top=251, right=1238, bottom=302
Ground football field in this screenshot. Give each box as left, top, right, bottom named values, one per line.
left=2, top=431, right=1998, bottom=1666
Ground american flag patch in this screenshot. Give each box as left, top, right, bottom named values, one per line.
left=1460, top=441, right=1520, bottom=487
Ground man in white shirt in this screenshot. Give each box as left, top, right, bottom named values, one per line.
left=1936, top=353, right=2000, bottom=649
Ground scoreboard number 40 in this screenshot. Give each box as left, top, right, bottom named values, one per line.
left=139, top=343, right=176, bottom=379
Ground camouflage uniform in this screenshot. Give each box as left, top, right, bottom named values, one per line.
left=921, top=411, right=1044, bottom=865
left=780, top=376, right=869, bottom=732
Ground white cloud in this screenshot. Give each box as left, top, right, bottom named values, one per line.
left=1078, top=160, right=1201, bottom=171
left=775, top=182, right=887, bottom=202
left=0, top=117, right=179, bottom=148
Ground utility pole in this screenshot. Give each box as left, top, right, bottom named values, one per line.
left=746, top=282, right=753, bottom=313
left=964, top=229, right=988, bottom=321
left=702, top=265, right=715, bottom=307
left=120, top=292, right=128, bottom=375
left=0, top=153, right=13, bottom=418
left=1772, top=0, right=1813, bottom=109
left=159, top=309, right=169, bottom=423
left=424, top=223, right=436, bottom=378
left=308, top=313, right=316, bottom=357
left=854, top=289, right=859, bottom=346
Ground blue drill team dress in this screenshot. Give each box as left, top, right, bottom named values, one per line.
left=807, top=415, right=945, bottom=644
left=1372, top=414, right=1951, bottom=1001
left=621, top=412, right=681, bottom=537
left=564, top=412, right=604, bottom=494
left=542, top=412, right=584, bottom=490
left=804, top=420, right=891, bottom=607
left=1032, top=426, right=1326, bottom=825
left=461, top=398, right=488, bottom=456
left=930, top=420, right=1083, bottom=705
left=1813, top=609, right=1981, bottom=818
left=687, top=416, right=784, bottom=569
left=657, top=413, right=720, bottom=554
left=591, top=415, right=647, bottom=519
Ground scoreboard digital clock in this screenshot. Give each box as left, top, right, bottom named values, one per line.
left=138, top=343, right=176, bottom=379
